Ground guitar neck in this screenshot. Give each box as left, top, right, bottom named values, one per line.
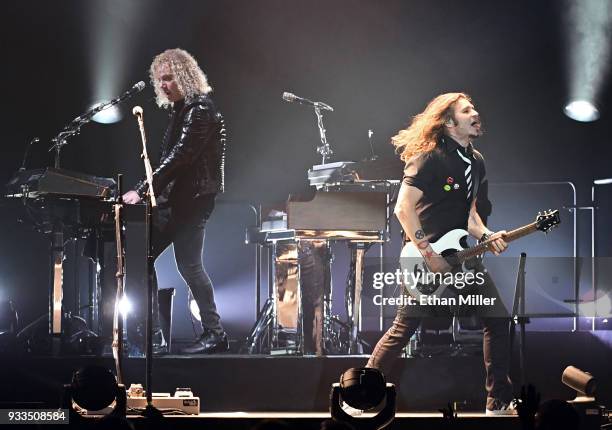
left=456, top=221, right=539, bottom=262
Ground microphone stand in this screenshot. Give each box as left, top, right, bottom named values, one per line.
left=509, top=252, right=529, bottom=386
left=132, top=106, right=161, bottom=419
left=49, top=83, right=144, bottom=168
left=367, top=129, right=378, bottom=161
left=112, top=174, right=126, bottom=385
left=314, top=104, right=333, bottom=165
left=49, top=101, right=114, bottom=168
left=282, top=92, right=334, bottom=164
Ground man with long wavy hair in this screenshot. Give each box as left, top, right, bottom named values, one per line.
left=366, top=93, right=516, bottom=415
left=123, top=48, right=228, bottom=354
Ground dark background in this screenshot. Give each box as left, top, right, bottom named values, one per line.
left=1, top=0, right=611, bottom=341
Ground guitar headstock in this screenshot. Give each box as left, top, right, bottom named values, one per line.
left=536, top=209, right=561, bottom=233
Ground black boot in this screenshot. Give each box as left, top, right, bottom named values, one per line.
left=181, top=330, right=229, bottom=354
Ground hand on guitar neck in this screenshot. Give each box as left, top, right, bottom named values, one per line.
left=486, top=230, right=508, bottom=256
left=422, top=229, right=508, bottom=273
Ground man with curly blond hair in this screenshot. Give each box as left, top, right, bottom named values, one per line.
left=366, top=93, right=516, bottom=415
left=123, top=48, right=228, bottom=354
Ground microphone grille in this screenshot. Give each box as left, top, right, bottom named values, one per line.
left=132, top=106, right=143, bottom=116
left=134, top=81, right=146, bottom=91
left=282, top=92, right=296, bottom=102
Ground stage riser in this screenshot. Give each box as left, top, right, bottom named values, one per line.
left=1, top=332, right=610, bottom=413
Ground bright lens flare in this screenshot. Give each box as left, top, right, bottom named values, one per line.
left=118, top=295, right=132, bottom=317
left=581, top=294, right=611, bottom=317
left=564, top=100, right=600, bottom=122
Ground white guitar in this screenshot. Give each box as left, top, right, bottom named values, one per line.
left=400, top=210, right=561, bottom=300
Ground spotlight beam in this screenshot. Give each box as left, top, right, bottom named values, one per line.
left=563, top=0, right=612, bottom=121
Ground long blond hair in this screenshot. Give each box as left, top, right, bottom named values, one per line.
left=392, top=92, right=470, bottom=162
left=150, top=48, right=213, bottom=108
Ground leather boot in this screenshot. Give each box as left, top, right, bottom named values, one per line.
left=181, top=330, right=229, bottom=354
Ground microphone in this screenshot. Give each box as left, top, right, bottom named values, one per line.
left=114, top=81, right=146, bottom=104
left=282, top=92, right=334, bottom=111
left=132, top=106, right=143, bottom=117
left=282, top=91, right=309, bottom=104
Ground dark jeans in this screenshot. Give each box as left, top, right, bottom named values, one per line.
left=151, top=194, right=223, bottom=336
left=298, top=241, right=330, bottom=355
left=366, top=270, right=513, bottom=408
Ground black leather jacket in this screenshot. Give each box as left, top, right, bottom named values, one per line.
left=136, top=94, right=226, bottom=204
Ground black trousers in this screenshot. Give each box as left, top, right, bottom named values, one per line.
left=298, top=241, right=330, bottom=355
left=150, top=194, right=223, bottom=336
left=366, top=270, right=513, bottom=408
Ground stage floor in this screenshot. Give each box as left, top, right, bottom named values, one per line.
left=1, top=331, right=610, bottom=424
left=84, top=412, right=521, bottom=430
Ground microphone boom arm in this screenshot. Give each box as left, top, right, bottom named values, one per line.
left=48, top=81, right=145, bottom=168
left=314, top=106, right=333, bottom=164
left=282, top=91, right=334, bottom=164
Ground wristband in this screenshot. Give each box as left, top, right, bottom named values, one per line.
left=480, top=232, right=491, bottom=242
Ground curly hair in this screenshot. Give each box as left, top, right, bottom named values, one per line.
left=392, top=92, right=471, bottom=162
left=150, top=48, right=213, bottom=108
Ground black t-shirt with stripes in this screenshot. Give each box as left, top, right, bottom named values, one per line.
left=401, top=135, right=486, bottom=243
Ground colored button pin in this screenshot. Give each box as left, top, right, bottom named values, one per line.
left=447, top=177, right=454, bottom=184
left=443, top=184, right=451, bottom=191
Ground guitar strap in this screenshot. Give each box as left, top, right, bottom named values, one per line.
left=470, top=156, right=481, bottom=203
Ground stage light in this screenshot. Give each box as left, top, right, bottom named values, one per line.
left=62, top=365, right=126, bottom=420
left=62, top=366, right=125, bottom=413
left=598, top=295, right=612, bottom=316
left=564, top=100, right=600, bottom=122
left=594, top=178, right=612, bottom=185
left=563, top=1, right=612, bottom=122
left=561, top=366, right=606, bottom=428
left=72, top=366, right=118, bottom=411
left=85, top=0, right=148, bottom=128
left=580, top=294, right=611, bottom=317
left=118, top=295, right=132, bottom=317
left=562, top=365, right=597, bottom=397
left=340, top=368, right=386, bottom=410
left=330, top=368, right=396, bottom=429
left=90, top=102, right=122, bottom=124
